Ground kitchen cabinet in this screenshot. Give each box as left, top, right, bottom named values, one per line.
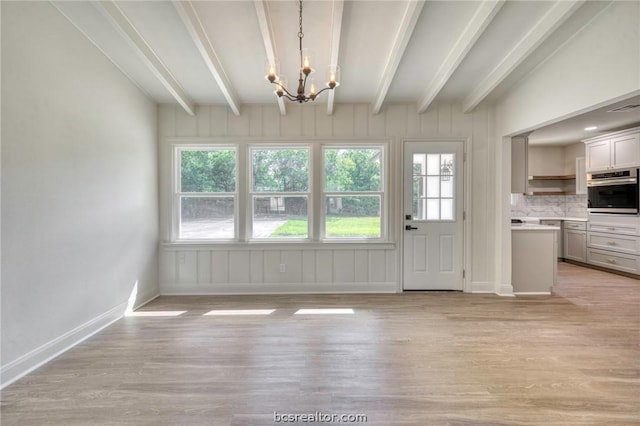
left=586, top=220, right=640, bottom=276
left=512, top=226, right=557, bottom=294
left=584, top=127, right=640, bottom=172
left=540, top=219, right=562, bottom=258
left=563, top=221, right=586, bottom=262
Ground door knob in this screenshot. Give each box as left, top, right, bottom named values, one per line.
left=405, top=225, right=418, bottom=230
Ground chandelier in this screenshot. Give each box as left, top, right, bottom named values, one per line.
left=265, top=0, right=340, bottom=103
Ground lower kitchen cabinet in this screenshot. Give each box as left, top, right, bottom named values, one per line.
left=586, top=220, right=640, bottom=276
left=541, top=219, right=562, bottom=259
left=587, top=248, right=640, bottom=275
left=564, top=229, right=587, bottom=262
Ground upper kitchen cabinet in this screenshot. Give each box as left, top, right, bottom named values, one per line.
left=584, top=127, right=640, bottom=172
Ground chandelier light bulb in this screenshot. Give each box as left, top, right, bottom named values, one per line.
left=265, top=62, right=279, bottom=83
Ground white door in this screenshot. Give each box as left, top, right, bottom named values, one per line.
left=403, top=141, right=464, bottom=290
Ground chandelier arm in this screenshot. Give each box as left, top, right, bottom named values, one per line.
left=272, top=81, right=299, bottom=99
left=314, top=87, right=334, bottom=96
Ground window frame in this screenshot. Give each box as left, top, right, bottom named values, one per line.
left=320, top=144, right=387, bottom=241
left=247, top=144, right=313, bottom=242
left=174, top=145, right=239, bottom=242
left=170, top=140, right=389, bottom=244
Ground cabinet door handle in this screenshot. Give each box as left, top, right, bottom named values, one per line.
left=607, top=241, right=616, bottom=246
left=607, top=259, right=617, bottom=264
left=608, top=227, right=616, bottom=231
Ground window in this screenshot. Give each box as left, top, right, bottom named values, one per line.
left=176, top=147, right=237, bottom=240
left=173, top=142, right=388, bottom=243
left=412, top=153, right=455, bottom=221
left=250, top=147, right=310, bottom=239
left=323, top=147, right=383, bottom=239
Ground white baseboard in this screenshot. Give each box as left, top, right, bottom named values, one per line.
left=470, top=281, right=493, bottom=293
left=514, top=292, right=551, bottom=296
left=1, top=302, right=127, bottom=389
left=160, top=281, right=398, bottom=295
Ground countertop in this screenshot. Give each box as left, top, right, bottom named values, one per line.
left=512, top=216, right=588, bottom=222
left=511, top=224, right=561, bottom=231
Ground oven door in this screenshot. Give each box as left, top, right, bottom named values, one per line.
left=587, top=181, right=639, bottom=214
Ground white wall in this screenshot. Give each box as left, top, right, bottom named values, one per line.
left=495, top=1, right=640, bottom=292
left=497, top=1, right=640, bottom=137
left=1, top=2, right=159, bottom=386
left=159, top=102, right=497, bottom=294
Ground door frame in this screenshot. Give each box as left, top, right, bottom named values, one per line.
left=399, top=138, right=471, bottom=292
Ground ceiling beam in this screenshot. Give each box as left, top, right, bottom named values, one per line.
left=254, top=0, right=286, bottom=116
left=174, top=1, right=242, bottom=116
left=372, top=1, right=424, bottom=115
left=462, top=1, right=584, bottom=113
left=95, top=1, right=195, bottom=116
left=416, top=0, right=504, bottom=114
left=326, top=0, right=344, bottom=116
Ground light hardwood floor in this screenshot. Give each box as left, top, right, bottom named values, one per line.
left=2, top=263, right=639, bottom=425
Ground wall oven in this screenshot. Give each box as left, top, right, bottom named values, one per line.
left=587, top=168, right=639, bottom=214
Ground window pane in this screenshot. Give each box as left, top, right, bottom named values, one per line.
left=441, top=199, right=454, bottom=220
left=427, top=154, right=440, bottom=176
left=181, top=150, right=236, bottom=193
left=413, top=154, right=426, bottom=175
left=180, top=197, right=234, bottom=239
left=427, top=176, right=440, bottom=197
left=253, top=196, right=308, bottom=238
left=324, top=148, right=382, bottom=191
left=426, top=199, right=440, bottom=220
left=252, top=148, right=309, bottom=192
left=325, top=196, right=381, bottom=238
left=441, top=178, right=453, bottom=198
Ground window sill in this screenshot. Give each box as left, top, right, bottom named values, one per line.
left=161, top=241, right=396, bottom=251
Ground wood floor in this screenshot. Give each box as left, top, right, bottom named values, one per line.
left=2, top=263, right=639, bottom=425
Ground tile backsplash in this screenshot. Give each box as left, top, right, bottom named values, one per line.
left=511, top=194, right=588, bottom=218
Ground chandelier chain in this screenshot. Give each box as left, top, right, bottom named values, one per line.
left=298, top=0, right=304, bottom=64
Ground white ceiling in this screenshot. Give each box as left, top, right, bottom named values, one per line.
left=527, top=94, right=640, bottom=146
left=51, top=0, right=635, bottom=143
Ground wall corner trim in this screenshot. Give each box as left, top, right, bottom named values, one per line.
left=497, top=283, right=515, bottom=297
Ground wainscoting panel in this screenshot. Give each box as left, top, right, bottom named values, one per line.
left=160, top=245, right=397, bottom=294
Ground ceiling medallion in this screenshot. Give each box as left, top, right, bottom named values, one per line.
left=265, top=0, right=340, bottom=103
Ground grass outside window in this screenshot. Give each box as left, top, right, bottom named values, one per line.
left=272, top=217, right=380, bottom=238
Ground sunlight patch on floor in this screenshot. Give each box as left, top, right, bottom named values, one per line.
left=203, top=309, right=276, bottom=316
left=294, top=308, right=354, bottom=315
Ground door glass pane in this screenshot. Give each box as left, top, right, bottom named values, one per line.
left=441, top=178, right=453, bottom=198
left=426, top=199, right=440, bottom=220
left=427, top=154, right=440, bottom=175
left=441, top=199, right=454, bottom=220
left=411, top=152, right=456, bottom=222
left=427, top=176, right=440, bottom=198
